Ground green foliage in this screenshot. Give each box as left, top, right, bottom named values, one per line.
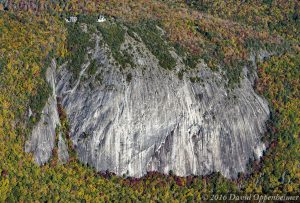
left=28, top=79, right=51, bottom=125
left=245, top=38, right=264, bottom=51
left=243, top=53, right=300, bottom=193
left=126, top=73, right=132, bottom=83
left=66, top=23, right=91, bottom=82
left=129, top=20, right=176, bottom=70
left=87, top=59, right=97, bottom=76
left=173, top=43, right=200, bottom=69
left=77, top=14, right=98, bottom=25
left=225, top=60, right=244, bottom=89
left=189, top=76, right=202, bottom=83
left=97, top=22, right=134, bottom=69
left=0, top=58, right=6, bottom=74
left=177, top=71, right=184, bottom=80
left=257, top=53, right=300, bottom=140
left=184, top=55, right=200, bottom=69
left=1, top=2, right=300, bottom=201
left=186, top=0, right=300, bottom=44
left=97, top=22, right=125, bottom=55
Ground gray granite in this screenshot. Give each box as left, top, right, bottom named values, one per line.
left=28, top=26, right=269, bottom=178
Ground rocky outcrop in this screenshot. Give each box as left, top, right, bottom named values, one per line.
left=27, top=24, right=269, bottom=178
left=58, top=132, right=69, bottom=164
left=55, top=28, right=269, bottom=178
left=25, top=60, right=69, bottom=165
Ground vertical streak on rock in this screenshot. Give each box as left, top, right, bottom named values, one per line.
left=26, top=60, right=69, bottom=165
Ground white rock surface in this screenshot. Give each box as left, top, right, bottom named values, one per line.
left=58, top=132, right=69, bottom=164
left=27, top=26, right=269, bottom=177
left=25, top=60, right=69, bottom=165
left=54, top=32, right=269, bottom=178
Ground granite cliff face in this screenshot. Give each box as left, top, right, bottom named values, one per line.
left=25, top=60, right=69, bottom=165
left=26, top=23, right=269, bottom=178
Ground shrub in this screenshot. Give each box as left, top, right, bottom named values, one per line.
left=66, top=23, right=91, bottom=82
left=87, top=59, right=98, bottom=76
left=97, top=22, right=134, bottom=69
left=126, top=73, right=132, bottom=82
left=29, top=76, right=52, bottom=125
left=128, top=20, right=176, bottom=70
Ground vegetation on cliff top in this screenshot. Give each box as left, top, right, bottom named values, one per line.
left=0, top=0, right=299, bottom=201
left=2, top=0, right=296, bottom=86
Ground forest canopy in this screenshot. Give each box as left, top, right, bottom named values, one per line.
left=0, top=0, right=299, bottom=201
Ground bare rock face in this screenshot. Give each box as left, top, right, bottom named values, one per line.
left=26, top=23, right=269, bottom=177
left=52, top=29, right=269, bottom=178
left=25, top=60, right=69, bottom=165
left=24, top=94, right=59, bottom=165
left=58, top=132, right=69, bottom=164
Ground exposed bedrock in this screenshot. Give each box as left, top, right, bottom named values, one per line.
left=53, top=32, right=269, bottom=178
left=25, top=60, right=69, bottom=165
left=26, top=27, right=269, bottom=178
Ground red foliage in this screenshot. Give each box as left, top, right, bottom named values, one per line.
left=1, top=169, right=8, bottom=177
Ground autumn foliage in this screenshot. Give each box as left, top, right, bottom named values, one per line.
left=0, top=0, right=299, bottom=201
